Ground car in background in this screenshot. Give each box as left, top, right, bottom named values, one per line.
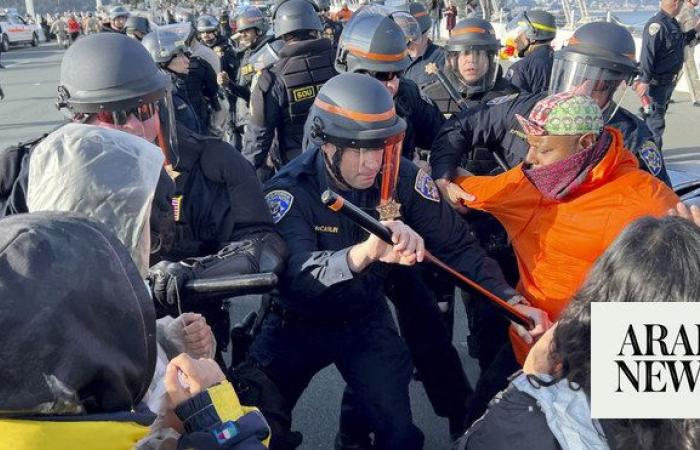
left=0, top=11, right=39, bottom=51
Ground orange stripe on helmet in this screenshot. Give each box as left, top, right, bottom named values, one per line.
left=345, top=44, right=407, bottom=62
left=412, top=10, right=428, bottom=17
left=451, top=26, right=490, bottom=36
left=314, top=98, right=396, bottom=122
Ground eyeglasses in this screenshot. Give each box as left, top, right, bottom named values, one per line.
left=366, top=71, right=403, bottom=82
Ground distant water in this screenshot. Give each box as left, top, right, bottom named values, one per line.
left=613, top=10, right=655, bottom=27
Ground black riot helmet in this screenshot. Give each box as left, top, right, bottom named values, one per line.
left=408, top=2, right=431, bottom=34
left=236, top=6, right=269, bottom=34
left=444, top=18, right=501, bottom=95
left=109, top=5, right=130, bottom=20
left=125, top=16, right=150, bottom=41
left=56, top=33, right=178, bottom=163
left=506, top=10, right=556, bottom=42
left=306, top=73, right=406, bottom=188
left=336, top=13, right=411, bottom=75
left=196, top=14, right=220, bottom=46
left=142, top=28, right=189, bottom=68
left=273, top=0, right=322, bottom=39
left=550, top=21, right=639, bottom=116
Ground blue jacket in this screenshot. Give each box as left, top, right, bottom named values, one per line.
left=505, top=45, right=553, bottom=94
left=263, top=147, right=516, bottom=322
left=640, top=10, right=698, bottom=83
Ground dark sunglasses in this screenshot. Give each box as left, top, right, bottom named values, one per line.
left=368, top=71, right=403, bottom=82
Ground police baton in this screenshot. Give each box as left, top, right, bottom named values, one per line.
left=183, top=273, right=278, bottom=297
left=321, top=190, right=535, bottom=330
left=424, top=63, right=511, bottom=172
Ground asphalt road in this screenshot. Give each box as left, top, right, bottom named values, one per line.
left=2, top=42, right=699, bottom=449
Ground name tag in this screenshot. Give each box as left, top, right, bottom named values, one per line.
left=314, top=225, right=339, bottom=233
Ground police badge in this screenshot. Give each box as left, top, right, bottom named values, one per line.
left=265, top=190, right=294, bottom=223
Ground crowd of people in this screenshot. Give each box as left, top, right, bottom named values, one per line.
left=1, top=0, right=700, bottom=449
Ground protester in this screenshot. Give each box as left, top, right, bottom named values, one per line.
left=444, top=92, right=679, bottom=426
left=445, top=1, right=457, bottom=36
left=0, top=212, right=270, bottom=449
left=457, top=215, right=700, bottom=450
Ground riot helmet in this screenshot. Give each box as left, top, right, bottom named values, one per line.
left=273, top=0, right=322, bottom=39
left=109, top=5, right=130, bottom=31
left=142, top=28, right=190, bottom=70
left=506, top=10, right=555, bottom=57
left=444, top=18, right=501, bottom=95
left=56, top=33, right=178, bottom=165
left=506, top=10, right=556, bottom=42
left=236, top=6, right=269, bottom=48
left=125, top=16, right=150, bottom=41
left=336, top=14, right=410, bottom=76
left=306, top=73, right=406, bottom=190
left=549, top=21, right=639, bottom=117
left=408, top=2, right=431, bottom=34
left=196, top=14, right=220, bottom=46
left=317, top=0, right=332, bottom=17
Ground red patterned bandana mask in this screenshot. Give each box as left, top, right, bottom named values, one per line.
left=523, top=130, right=610, bottom=200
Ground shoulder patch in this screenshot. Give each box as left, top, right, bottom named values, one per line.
left=487, top=93, right=519, bottom=106
left=414, top=169, right=441, bottom=203
left=265, top=190, right=294, bottom=223
left=648, top=23, right=661, bottom=36
left=638, top=140, right=663, bottom=176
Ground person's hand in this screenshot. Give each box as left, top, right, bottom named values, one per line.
left=147, top=261, right=193, bottom=308
left=668, top=202, right=700, bottom=228
left=164, top=354, right=226, bottom=407
left=523, top=323, right=559, bottom=375
left=412, top=153, right=431, bottom=175
left=633, top=80, right=649, bottom=98
left=217, top=71, right=230, bottom=87
left=180, top=313, right=215, bottom=359
left=511, top=304, right=553, bottom=345
left=363, top=220, right=426, bottom=266
left=435, top=178, right=474, bottom=214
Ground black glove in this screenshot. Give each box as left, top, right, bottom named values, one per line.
left=147, top=261, right=193, bottom=309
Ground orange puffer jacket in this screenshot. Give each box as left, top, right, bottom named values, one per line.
left=456, top=126, right=679, bottom=363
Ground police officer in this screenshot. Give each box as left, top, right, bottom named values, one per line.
left=162, top=22, right=219, bottom=135
left=242, top=0, right=336, bottom=180
left=197, top=14, right=239, bottom=82
left=335, top=12, right=444, bottom=161
left=334, top=13, right=480, bottom=442
left=125, top=15, right=150, bottom=41
left=142, top=29, right=201, bottom=133
left=402, top=2, right=446, bottom=89
left=636, top=0, right=700, bottom=149
left=431, top=21, right=672, bottom=191
left=422, top=16, right=520, bottom=374
left=503, top=10, right=556, bottom=94
left=422, top=17, right=518, bottom=115
left=218, top=6, right=273, bottom=149
left=102, top=5, right=129, bottom=33
left=0, top=33, right=285, bottom=367
left=238, top=72, right=526, bottom=450
left=317, top=0, right=343, bottom=45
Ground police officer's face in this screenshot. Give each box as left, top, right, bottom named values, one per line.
left=456, top=51, right=489, bottom=84
left=324, top=144, right=384, bottom=189
left=239, top=29, right=259, bottom=48
left=167, top=53, right=190, bottom=75
left=112, top=16, right=127, bottom=30
left=524, top=133, right=597, bottom=169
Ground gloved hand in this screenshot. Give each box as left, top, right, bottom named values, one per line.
left=147, top=261, right=193, bottom=309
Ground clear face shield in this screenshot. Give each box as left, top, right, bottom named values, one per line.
left=198, top=29, right=218, bottom=46
left=549, top=57, right=634, bottom=120
left=506, top=12, right=532, bottom=39
left=446, top=49, right=497, bottom=95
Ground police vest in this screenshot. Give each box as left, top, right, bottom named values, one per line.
left=272, top=39, right=336, bottom=163
left=234, top=38, right=272, bottom=129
